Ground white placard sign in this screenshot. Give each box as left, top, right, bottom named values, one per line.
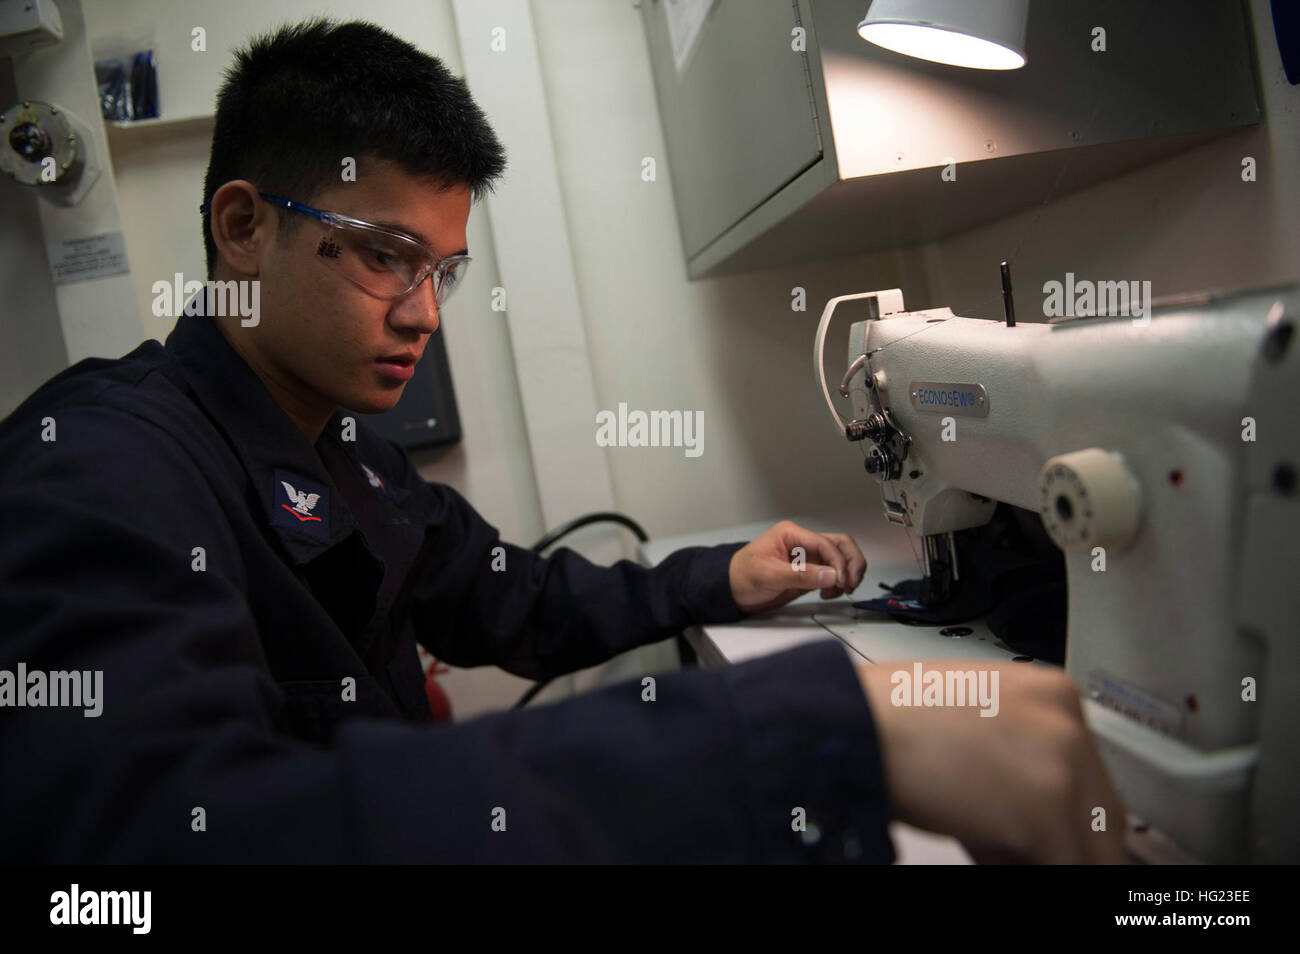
left=47, top=232, right=130, bottom=286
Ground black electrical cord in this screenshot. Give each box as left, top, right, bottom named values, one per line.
left=511, top=512, right=649, bottom=709
left=529, top=512, right=648, bottom=555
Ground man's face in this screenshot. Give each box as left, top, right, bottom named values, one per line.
left=245, top=159, right=471, bottom=420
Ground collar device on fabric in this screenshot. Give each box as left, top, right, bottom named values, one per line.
left=272, top=469, right=330, bottom=542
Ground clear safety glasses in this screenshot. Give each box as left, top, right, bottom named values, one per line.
left=201, top=193, right=471, bottom=304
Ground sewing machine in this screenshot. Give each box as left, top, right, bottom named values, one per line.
left=813, top=282, right=1299, bottom=864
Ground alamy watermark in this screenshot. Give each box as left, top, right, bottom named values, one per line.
left=595, top=402, right=703, bottom=458
left=890, top=662, right=999, bottom=717
left=151, top=273, right=260, bottom=326
left=1043, top=272, right=1151, bottom=326
left=0, top=663, right=102, bottom=717
left=50, top=884, right=150, bottom=934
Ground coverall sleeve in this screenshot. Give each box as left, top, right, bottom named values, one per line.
left=0, top=403, right=894, bottom=863
left=387, top=446, right=753, bottom=681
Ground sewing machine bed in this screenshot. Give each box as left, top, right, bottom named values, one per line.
left=642, top=510, right=1048, bottom=670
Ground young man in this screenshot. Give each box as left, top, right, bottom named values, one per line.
left=0, top=19, right=1125, bottom=863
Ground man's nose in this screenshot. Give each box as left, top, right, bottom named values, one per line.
left=389, top=272, right=440, bottom=334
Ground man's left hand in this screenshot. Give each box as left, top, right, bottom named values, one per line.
left=727, top=520, right=867, bottom=615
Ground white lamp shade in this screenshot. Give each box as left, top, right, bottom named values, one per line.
left=858, top=0, right=1029, bottom=70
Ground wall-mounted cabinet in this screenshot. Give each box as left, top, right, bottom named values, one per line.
left=641, top=0, right=1262, bottom=278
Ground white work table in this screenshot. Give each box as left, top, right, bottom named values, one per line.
left=641, top=509, right=986, bottom=864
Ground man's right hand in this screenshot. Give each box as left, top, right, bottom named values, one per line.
left=855, top=661, right=1130, bottom=864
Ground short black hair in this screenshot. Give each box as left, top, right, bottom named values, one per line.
left=201, top=18, right=506, bottom=279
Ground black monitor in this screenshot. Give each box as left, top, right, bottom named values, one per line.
left=359, top=326, right=462, bottom=449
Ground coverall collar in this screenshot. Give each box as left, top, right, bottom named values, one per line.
left=164, top=312, right=364, bottom=565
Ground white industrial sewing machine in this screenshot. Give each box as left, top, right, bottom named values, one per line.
left=813, top=281, right=1299, bottom=864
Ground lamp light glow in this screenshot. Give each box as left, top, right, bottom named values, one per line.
left=858, top=0, right=1028, bottom=70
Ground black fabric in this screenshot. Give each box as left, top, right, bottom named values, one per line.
left=0, top=312, right=896, bottom=862
left=854, top=505, right=1068, bottom=664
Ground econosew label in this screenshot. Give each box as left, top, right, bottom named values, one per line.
left=909, top=382, right=989, bottom=417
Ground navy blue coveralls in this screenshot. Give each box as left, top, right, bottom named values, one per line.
left=0, top=311, right=894, bottom=863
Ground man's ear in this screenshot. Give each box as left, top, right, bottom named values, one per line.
left=209, top=181, right=270, bottom=277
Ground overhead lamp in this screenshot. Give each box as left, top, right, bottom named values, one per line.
left=858, top=0, right=1029, bottom=70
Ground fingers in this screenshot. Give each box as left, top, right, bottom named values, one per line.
left=1004, top=675, right=1128, bottom=864
left=765, top=560, right=840, bottom=596
left=823, top=532, right=867, bottom=591
left=1028, top=713, right=1101, bottom=863
left=774, top=522, right=863, bottom=598
left=856, top=659, right=1131, bottom=864
left=1019, top=673, right=1127, bottom=862
left=1050, top=721, right=1130, bottom=864
left=1076, top=731, right=1131, bottom=864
